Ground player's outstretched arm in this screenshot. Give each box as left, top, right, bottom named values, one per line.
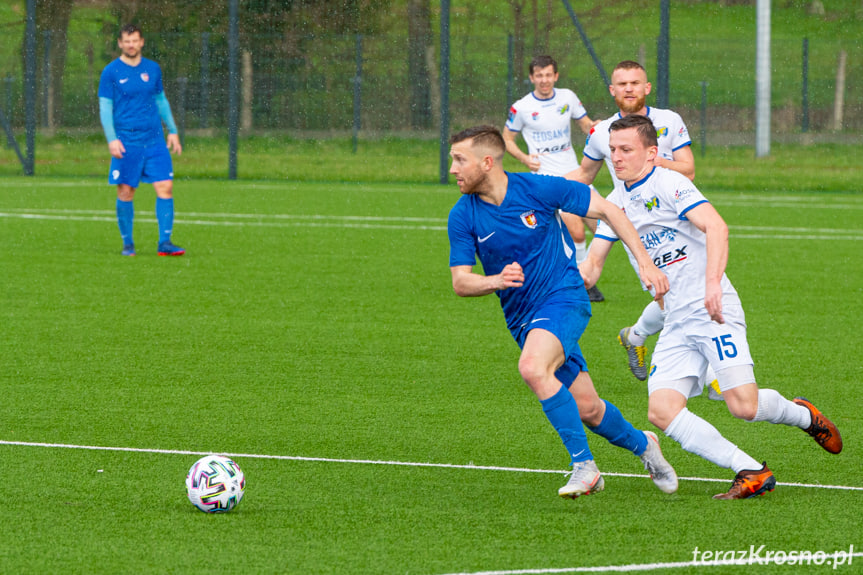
left=578, top=237, right=613, bottom=288
left=564, top=155, right=603, bottom=186
left=685, top=202, right=729, bottom=323
left=585, top=192, right=669, bottom=299
left=451, top=263, right=524, bottom=297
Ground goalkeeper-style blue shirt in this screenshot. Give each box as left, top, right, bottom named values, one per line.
left=447, top=172, right=592, bottom=332
left=98, top=57, right=166, bottom=147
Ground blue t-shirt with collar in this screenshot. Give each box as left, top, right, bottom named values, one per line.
left=448, top=171, right=592, bottom=331
left=98, top=57, right=166, bottom=147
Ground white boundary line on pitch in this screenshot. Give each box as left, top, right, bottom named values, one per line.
left=434, top=552, right=863, bottom=575
left=0, top=440, right=860, bottom=492
left=3, top=208, right=863, bottom=233
left=1, top=210, right=862, bottom=239
left=0, top=207, right=447, bottom=222
left=0, top=211, right=448, bottom=231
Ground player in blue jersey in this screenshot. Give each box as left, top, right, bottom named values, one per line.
left=447, top=125, right=677, bottom=499
left=98, top=24, right=184, bottom=257
left=579, top=115, right=842, bottom=499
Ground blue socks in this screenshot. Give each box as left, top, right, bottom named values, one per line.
left=155, top=197, right=174, bottom=244
left=587, top=400, right=648, bottom=456
left=116, top=199, right=134, bottom=245
left=540, top=385, right=592, bottom=465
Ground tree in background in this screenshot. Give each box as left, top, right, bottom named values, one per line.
left=102, top=0, right=389, bottom=130
left=407, top=0, right=432, bottom=129
left=508, top=0, right=527, bottom=89
left=31, top=0, right=75, bottom=129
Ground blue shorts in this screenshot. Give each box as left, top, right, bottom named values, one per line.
left=510, top=288, right=591, bottom=388
left=109, top=141, right=173, bottom=188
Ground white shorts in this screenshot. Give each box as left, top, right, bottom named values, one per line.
left=648, top=303, right=754, bottom=398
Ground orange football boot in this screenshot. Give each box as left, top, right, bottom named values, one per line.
left=713, top=462, right=776, bottom=500
left=793, top=397, right=843, bottom=454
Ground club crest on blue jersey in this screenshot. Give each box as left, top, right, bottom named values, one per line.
left=140, top=73, right=150, bottom=82
left=520, top=210, right=538, bottom=229
left=644, top=196, right=660, bottom=212
left=656, top=126, right=668, bottom=138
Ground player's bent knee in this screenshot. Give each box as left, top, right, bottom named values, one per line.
left=647, top=393, right=686, bottom=431
left=728, top=400, right=758, bottom=421
left=518, top=354, right=550, bottom=391
left=648, top=407, right=673, bottom=431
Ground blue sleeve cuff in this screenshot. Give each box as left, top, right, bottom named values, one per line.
left=98, top=97, right=117, bottom=142
left=679, top=199, right=709, bottom=220
left=155, top=92, right=178, bottom=134
left=594, top=233, right=619, bottom=243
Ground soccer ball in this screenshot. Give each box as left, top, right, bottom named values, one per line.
left=185, top=455, right=246, bottom=513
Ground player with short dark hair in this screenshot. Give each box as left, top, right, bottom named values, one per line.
left=98, top=24, right=184, bottom=256
left=447, top=125, right=678, bottom=499
left=503, top=56, right=603, bottom=302
left=567, top=60, right=695, bottom=382
left=579, top=114, right=842, bottom=499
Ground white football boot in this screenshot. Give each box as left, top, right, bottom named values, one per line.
left=640, top=431, right=679, bottom=494
left=558, top=459, right=604, bottom=498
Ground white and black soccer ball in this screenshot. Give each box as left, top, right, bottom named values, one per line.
left=185, top=455, right=246, bottom=513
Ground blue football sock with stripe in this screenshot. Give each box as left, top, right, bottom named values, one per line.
left=587, top=399, right=648, bottom=456
left=116, top=199, right=134, bottom=245
left=540, top=385, right=592, bottom=465
left=155, top=197, right=174, bottom=244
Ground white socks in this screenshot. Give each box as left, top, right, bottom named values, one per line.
left=665, top=407, right=761, bottom=473
left=632, top=300, right=666, bottom=344
left=748, top=388, right=812, bottom=429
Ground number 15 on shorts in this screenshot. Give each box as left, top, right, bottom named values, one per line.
left=712, top=334, right=738, bottom=361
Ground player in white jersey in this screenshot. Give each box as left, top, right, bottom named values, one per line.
left=566, top=60, right=696, bottom=384
left=583, top=107, right=691, bottom=190
left=504, top=55, right=604, bottom=302
left=579, top=115, right=842, bottom=499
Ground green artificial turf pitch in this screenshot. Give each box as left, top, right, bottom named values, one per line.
left=0, top=178, right=860, bottom=574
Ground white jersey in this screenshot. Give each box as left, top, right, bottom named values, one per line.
left=506, top=88, right=587, bottom=176
left=594, top=166, right=740, bottom=326
left=583, top=107, right=691, bottom=189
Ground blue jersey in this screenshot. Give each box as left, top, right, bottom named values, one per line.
left=98, top=57, right=166, bottom=146
left=448, top=172, right=592, bottom=331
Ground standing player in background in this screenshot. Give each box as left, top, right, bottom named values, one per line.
left=503, top=55, right=604, bottom=303
left=579, top=115, right=842, bottom=499
left=567, top=60, right=694, bottom=381
left=447, top=125, right=677, bottom=499
left=99, top=24, right=184, bottom=257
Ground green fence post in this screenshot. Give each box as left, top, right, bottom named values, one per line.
left=227, top=0, right=239, bottom=180
left=24, top=0, right=36, bottom=175
left=802, top=37, right=809, bottom=133
left=439, top=0, right=450, bottom=184
left=352, top=34, right=363, bottom=154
